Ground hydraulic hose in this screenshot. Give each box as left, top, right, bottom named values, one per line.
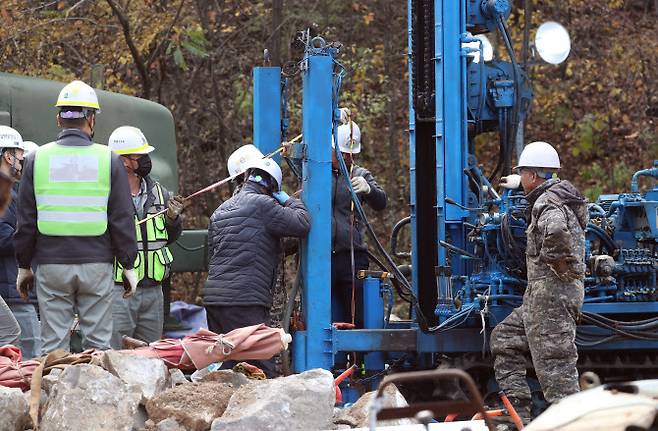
left=586, top=223, right=618, bottom=254
left=390, top=216, right=411, bottom=258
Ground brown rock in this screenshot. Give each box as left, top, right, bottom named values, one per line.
left=146, top=380, right=247, bottom=431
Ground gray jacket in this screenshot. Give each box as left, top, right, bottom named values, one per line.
left=203, top=181, right=310, bottom=307
left=15, top=129, right=138, bottom=269
left=332, top=165, right=387, bottom=254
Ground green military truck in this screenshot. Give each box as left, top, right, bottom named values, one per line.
left=0, top=72, right=208, bottom=274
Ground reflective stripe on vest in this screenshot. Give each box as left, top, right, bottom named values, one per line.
left=114, top=182, right=174, bottom=284
left=34, top=142, right=111, bottom=236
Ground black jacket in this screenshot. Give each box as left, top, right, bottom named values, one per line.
left=15, top=129, right=138, bottom=269
left=0, top=187, right=36, bottom=305
left=332, top=165, right=387, bottom=254
left=203, top=181, right=310, bottom=307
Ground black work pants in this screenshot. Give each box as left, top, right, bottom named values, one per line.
left=205, top=305, right=277, bottom=378
left=331, top=250, right=368, bottom=328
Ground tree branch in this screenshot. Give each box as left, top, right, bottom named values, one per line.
left=106, top=0, right=150, bottom=97
left=146, top=0, right=186, bottom=68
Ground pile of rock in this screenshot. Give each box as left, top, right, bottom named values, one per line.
left=0, top=352, right=411, bottom=431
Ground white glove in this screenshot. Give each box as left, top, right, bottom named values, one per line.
left=350, top=176, right=371, bottom=195
left=500, top=174, right=521, bottom=190
left=16, top=268, right=34, bottom=301
left=122, top=268, right=138, bottom=298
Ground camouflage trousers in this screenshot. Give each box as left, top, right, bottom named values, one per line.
left=490, top=277, right=584, bottom=404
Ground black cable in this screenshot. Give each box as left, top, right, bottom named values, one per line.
left=173, top=240, right=205, bottom=252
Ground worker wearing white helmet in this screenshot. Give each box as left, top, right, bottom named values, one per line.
left=14, top=80, right=138, bottom=355
left=0, top=125, right=23, bottom=351
left=108, top=126, right=184, bottom=349
left=203, top=155, right=309, bottom=377
left=491, top=141, right=588, bottom=426
left=331, top=108, right=387, bottom=329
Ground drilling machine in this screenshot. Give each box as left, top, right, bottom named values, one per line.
left=248, top=1, right=658, bottom=405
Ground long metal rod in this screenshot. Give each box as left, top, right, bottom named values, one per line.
left=136, top=146, right=288, bottom=225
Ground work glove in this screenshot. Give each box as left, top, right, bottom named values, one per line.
left=350, top=176, right=371, bottom=195
left=272, top=191, right=290, bottom=205
left=166, top=195, right=185, bottom=220
left=122, top=268, right=138, bottom=298
left=500, top=174, right=521, bottom=190
left=16, top=268, right=34, bottom=301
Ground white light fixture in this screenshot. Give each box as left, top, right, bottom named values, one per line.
left=535, top=21, right=571, bottom=65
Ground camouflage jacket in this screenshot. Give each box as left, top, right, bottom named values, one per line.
left=525, top=179, right=588, bottom=283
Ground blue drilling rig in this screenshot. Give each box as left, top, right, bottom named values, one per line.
left=249, top=0, right=658, bottom=405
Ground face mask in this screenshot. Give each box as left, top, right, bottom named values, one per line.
left=134, top=154, right=152, bottom=177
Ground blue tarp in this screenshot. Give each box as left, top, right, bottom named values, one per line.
left=164, top=301, right=208, bottom=339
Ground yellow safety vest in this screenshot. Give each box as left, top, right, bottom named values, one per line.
left=34, top=142, right=111, bottom=236
left=114, top=182, right=174, bottom=284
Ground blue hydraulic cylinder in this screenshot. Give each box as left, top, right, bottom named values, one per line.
left=293, top=54, right=334, bottom=372
left=253, top=67, right=282, bottom=162
left=363, top=277, right=385, bottom=330
left=363, top=277, right=385, bottom=371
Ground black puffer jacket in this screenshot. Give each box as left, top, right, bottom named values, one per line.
left=203, top=182, right=310, bottom=307
left=332, top=165, right=387, bottom=253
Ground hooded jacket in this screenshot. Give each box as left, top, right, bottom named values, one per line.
left=203, top=181, right=310, bottom=307
left=525, top=179, right=588, bottom=283
left=332, top=165, right=387, bottom=254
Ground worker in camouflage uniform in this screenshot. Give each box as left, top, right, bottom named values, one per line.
left=491, top=141, right=587, bottom=427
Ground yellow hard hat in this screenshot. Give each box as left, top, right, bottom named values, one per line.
left=55, top=80, right=101, bottom=113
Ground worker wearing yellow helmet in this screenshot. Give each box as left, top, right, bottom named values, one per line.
left=14, top=80, right=138, bottom=354
left=108, top=126, right=184, bottom=348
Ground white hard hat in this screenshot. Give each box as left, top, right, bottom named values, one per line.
left=108, top=126, right=155, bottom=155
left=227, top=144, right=264, bottom=177
left=21, top=141, right=39, bottom=156
left=245, top=157, right=282, bottom=191
left=333, top=121, right=361, bottom=154
left=56, top=80, right=101, bottom=113
left=515, top=141, right=561, bottom=170
left=0, top=126, right=23, bottom=150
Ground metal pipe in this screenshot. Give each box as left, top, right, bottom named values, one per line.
left=630, top=166, right=658, bottom=193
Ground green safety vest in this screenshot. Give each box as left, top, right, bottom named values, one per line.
left=114, top=182, right=174, bottom=284
left=34, top=142, right=111, bottom=236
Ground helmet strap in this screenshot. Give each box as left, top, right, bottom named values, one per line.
left=86, top=112, right=95, bottom=139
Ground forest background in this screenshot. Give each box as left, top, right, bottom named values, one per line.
left=1, top=0, right=657, bottom=302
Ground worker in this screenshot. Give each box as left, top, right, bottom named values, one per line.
left=0, top=126, right=23, bottom=348
left=331, top=109, right=387, bottom=327
left=490, top=141, right=587, bottom=427
left=14, top=80, right=138, bottom=354
left=0, top=136, right=42, bottom=357
left=203, top=157, right=310, bottom=377
left=108, top=126, right=184, bottom=349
